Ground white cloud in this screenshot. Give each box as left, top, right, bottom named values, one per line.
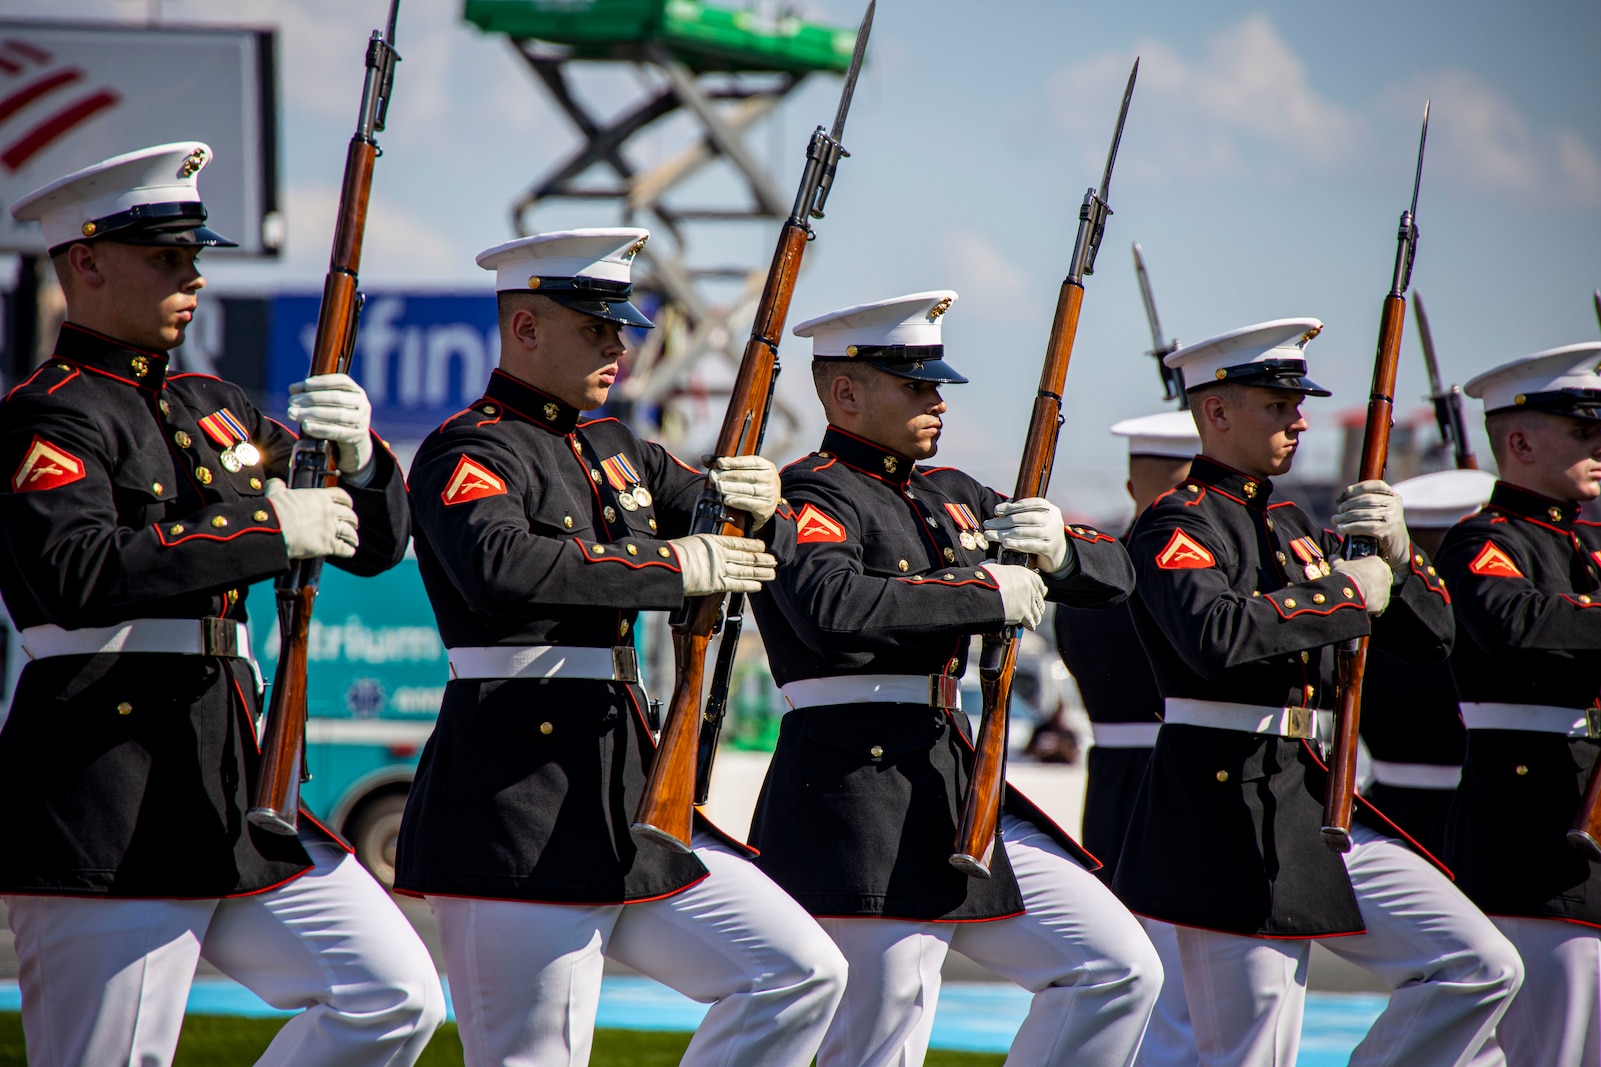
left=1049, top=15, right=1362, bottom=185
left=940, top=228, right=1030, bottom=307
left=1050, top=16, right=1601, bottom=207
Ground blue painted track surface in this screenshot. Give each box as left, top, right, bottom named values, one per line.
left=0, top=977, right=1388, bottom=1061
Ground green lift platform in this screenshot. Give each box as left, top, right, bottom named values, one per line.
left=462, top=0, right=861, bottom=452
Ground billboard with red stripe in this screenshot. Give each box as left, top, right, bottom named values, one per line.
left=0, top=21, right=277, bottom=256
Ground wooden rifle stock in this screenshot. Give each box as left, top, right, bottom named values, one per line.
left=1322, top=102, right=1427, bottom=853
left=632, top=225, right=806, bottom=851
left=952, top=59, right=1136, bottom=877
left=951, top=278, right=1085, bottom=878
left=633, top=3, right=872, bottom=849
left=1323, top=293, right=1404, bottom=852
left=249, top=10, right=399, bottom=834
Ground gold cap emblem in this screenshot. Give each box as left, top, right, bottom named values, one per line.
left=178, top=148, right=207, bottom=177
left=1298, top=325, right=1323, bottom=346
left=81, top=221, right=98, bottom=237
left=625, top=235, right=648, bottom=257
left=1514, top=394, right=1527, bottom=405
left=846, top=345, right=859, bottom=357
left=1215, top=368, right=1228, bottom=380
left=927, top=296, right=953, bottom=320
left=528, top=277, right=542, bottom=290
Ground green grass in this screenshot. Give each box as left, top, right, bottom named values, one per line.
left=0, top=1014, right=1004, bottom=1065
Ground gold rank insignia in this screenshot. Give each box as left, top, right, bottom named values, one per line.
left=883, top=455, right=898, bottom=474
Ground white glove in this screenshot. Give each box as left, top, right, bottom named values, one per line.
left=984, top=498, right=1074, bottom=574
left=265, top=477, right=358, bottom=560
left=989, top=563, right=1047, bottom=630
left=1332, top=555, right=1393, bottom=617
left=1333, top=480, right=1409, bottom=571
left=673, top=534, right=777, bottom=596
left=709, top=455, right=782, bottom=526
left=287, top=373, right=374, bottom=477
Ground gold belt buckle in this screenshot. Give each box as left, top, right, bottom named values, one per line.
left=200, top=617, right=238, bottom=658
left=1285, top=706, right=1315, bottom=739
left=611, top=646, right=640, bottom=684
left=1586, top=706, right=1601, bottom=741
left=929, top=675, right=959, bottom=711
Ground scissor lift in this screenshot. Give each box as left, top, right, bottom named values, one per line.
left=462, top=0, right=859, bottom=452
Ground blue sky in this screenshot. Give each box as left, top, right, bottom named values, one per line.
left=19, top=0, right=1601, bottom=522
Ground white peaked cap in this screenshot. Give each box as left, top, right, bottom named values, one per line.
left=794, top=290, right=957, bottom=352
left=794, top=290, right=966, bottom=383
left=1393, top=468, right=1498, bottom=529
left=1110, top=411, right=1203, bottom=459
left=476, top=228, right=648, bottom=290
left=10, top=141, right=233, bottom=253
left=1462, top=343, right=1601, bottom=419
left=1164, top=317, right=1331, bottom=396
left=476, top=228, right=653, bottom=328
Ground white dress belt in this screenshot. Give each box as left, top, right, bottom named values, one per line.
left=1460, top=702, right=1599, bottom=738
left=1164, top=697, right=1333, bottom=741
left=448, top=645, right=640, bottom=683
left=23, top=618, right=250, bottom=660
left=1090, top=721, right=1161, bottom=748
left=1368, top=759, right=1462, bottom=790
left=781, top=674, right=961, bottom=711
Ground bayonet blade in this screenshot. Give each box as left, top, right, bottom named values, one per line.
left=1413, top=292, right=1445, bottom=396
left=830, top=0, right=875, bottom=143
left=1593, top=289, right=1600, bottom=334
left=1098, top=57, right=1139, bottom=202
left=1133, top=242, right=1166, bottom=354
left=1409, top=99, right=1430, bottom=219
left=385, top=0, right=401, bottom=46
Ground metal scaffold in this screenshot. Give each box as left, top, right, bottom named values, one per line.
left=463, top=0, right=861, bottom=454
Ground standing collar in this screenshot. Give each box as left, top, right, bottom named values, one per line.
left=480, top=370, right=581, bottom=435
left=54, top=321, right=169, bottom=390
left=1186, top=455, right=1276, bottom=508
left=820, top=425, right=916, bottom=487
left=1489, top=481, right=1581, bottom=527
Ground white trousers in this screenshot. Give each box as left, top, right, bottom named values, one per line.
left=815, top=815, right=1162, bottom=1067
left=1137, top=916, right=1197, bottom=1067
left=427, top=835, right=846, bottom=1067
left=4, top=841, right=446, bottom=1067
left=1490, top=916, right=1600, bottom=1067
left=1176, top=825, right=1523, bottom=1067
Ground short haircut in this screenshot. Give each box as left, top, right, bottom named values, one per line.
left=496, top=289, right=562, bottom=319
left=1485, top=409, right=1542, bottom=468
left=810, top=359, right=879, bottom=417
left=1184, top=381, right=1249, bottom=409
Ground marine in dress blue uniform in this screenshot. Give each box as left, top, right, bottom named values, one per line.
left=1114, top=319, right=1521, bottom=1067
left=0, top=143, right=442, bottom=1067
left=1055, top=410, right=1200, bottom=1067
left=394, top=229, right=845, bottom=1067
left=1437, top=345, right=1601, bottom=1067
left=750, top=291, right=1161, bottom=1067
left=1357, top=469, right=1494, bottom=856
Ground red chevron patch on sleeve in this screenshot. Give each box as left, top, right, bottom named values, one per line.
left=441, top=454, right=507, bottom=506
left=1468, top=541, right=1524, bottom=578
left=11, top=436, right=86, bottom=492
left=795, top=503, right=847, bottom=543
left=1155, top=527, right=1216, bottom=570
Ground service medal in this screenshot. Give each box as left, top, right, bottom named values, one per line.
left=1305, top=562, right=1322, bottom=581
left=959, top=531, right=977, bottom=551
left=234, top=441, right=261, bottom=467
left=618, top=491, right=639, bottom=512
left=631, top=486, right=652, bottom=508
left=219, top=448, right=243, bottom=472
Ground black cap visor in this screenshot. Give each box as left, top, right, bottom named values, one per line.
left=523, top=275, right=654, bottom=329
left=1187, top=358, right=1331, bottom=398
left=815, top=343, right=968, bottom=385
left=1489, top=389, right=1601, bottom=422
left=48, top=200, right=237, bottom=255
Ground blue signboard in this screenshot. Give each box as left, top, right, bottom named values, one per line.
left=268, top=292, right=499, bottom=437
